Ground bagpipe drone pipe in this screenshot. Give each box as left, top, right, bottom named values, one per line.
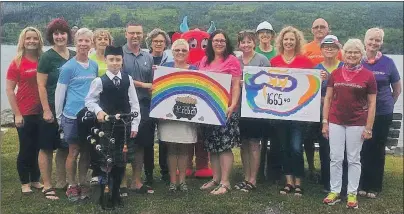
left=76, top=107, right=138, bottom=209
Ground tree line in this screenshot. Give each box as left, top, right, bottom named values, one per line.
left=1, top=2, right=403, bottom=54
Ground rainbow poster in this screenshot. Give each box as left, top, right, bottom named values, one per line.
left=241, top=66, right=321, bottom=122
left=150, top=66, right=232, bottom=126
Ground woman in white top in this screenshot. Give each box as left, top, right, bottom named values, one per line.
left=159, top=39, right=198, bottom=192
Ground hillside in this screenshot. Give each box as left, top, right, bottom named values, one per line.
left=1, top=2, right=403, bottom=54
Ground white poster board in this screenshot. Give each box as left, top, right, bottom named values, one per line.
left=150, top=66, right=232, bottom=126
left=241, top=66, right=321, bottom=122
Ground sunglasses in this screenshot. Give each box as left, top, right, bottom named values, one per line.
left=173, top=49, right=188, bottom=53
left=312, top=25, right=327, bottom=30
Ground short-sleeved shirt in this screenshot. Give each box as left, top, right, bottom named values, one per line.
left=303, top=41, right=343, bottom=65
left=238, top=52, right=271, bottom=67
left=37, top=48, right=76, bottom=105
left=158, top=62, right=198, bottom=143
left=58, top=58, right=98, bottom=118
left=270, top=55, right=314, bottom=69
left=315, top=61, right=344, bottom=97
left=6, top=57, right=41, bottom=115
left=255, top=46, right=277, bottom=61
left=362, top=55, right=401, bottom=115
left=327, top=67, right=377, bottom=126
left=198, top=55, right=242, bottom=106
left=89, top=52, right=106, bottom=76
left=122, top=44, right=154, bottom=101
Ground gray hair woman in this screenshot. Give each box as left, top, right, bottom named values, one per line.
left=146, top=28, right=172, bottom=65
left=359, top=28, right=402, bottom=199
left=322, top=39, right=377, bottom=209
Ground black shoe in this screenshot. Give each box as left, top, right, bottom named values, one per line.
left=144, top=175, right=154, bottom=186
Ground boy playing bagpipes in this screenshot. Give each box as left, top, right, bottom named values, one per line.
left=84, top=45, right=141, bottom=210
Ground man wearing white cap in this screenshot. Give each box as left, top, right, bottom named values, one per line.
left=255, top=21, right=277, bottom=60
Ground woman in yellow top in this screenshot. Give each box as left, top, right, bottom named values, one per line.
left=89, top=29, right=113, bottom=76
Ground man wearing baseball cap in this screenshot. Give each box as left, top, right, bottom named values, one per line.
left=255, top=21, right=277, bottom=60
left=303, top=18, right=342, bottom=65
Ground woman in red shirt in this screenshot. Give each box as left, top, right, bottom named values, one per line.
left=270, top=26, right=313, bottom=197
left=6, top=27, right=44, bottom=194
left=322, top=39, right=377, bottom=209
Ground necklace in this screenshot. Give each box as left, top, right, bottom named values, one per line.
left=242, top=52, right=255, bottom=65
left=282, top=54, right=296, bottom=64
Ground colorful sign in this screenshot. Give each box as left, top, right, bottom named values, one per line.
left=150, top=66, right=232, bottom=125
left=241, top=66, right=321, bottom=122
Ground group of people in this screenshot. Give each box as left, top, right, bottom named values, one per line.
left=6, top=16, right=401, bottom=210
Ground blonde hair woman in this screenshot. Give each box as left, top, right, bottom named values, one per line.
left=89, top=29, right=113, bottom=76
left=322, top=39, right=377, bottom=208
left=269, top=26, right=314, bottom=197
left=359, top=28, right=402, bottom=199
left=6, top=27, right=44, bottom=194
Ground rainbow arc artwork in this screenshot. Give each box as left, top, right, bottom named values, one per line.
left=150, top=67, right=231, bottom=126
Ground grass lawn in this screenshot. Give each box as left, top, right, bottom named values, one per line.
left=1, top=128, right=403, bottom=214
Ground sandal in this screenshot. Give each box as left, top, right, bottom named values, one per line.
left=200, top=180, right=219, bottom=190
left=358, top=190, right=367, bottom=197
left=120, top=187, right=129, bottom=197
left=21, top=184, right=33, bottom=195
left=42, top=188, right=59, bottom=200
left=131, top=185, right=154, bottom=194
left=234, top=181, right=247, bottom=190
left=240, top=181, right=257, bottom=193
left=31, top=182, right=44, bottom=190
left=279, top=184, right=294, bottom=195
left=294, top=185, right=304, bottom=197
left=367, top=192, right=378, bottom=199
left=210, top=183, right=231, bottom=195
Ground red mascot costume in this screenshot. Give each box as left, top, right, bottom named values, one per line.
left=170, top=16, right=216, bottom=178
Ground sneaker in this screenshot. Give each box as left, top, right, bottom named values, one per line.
left=346, top=193, right=359, bottom=209
left=179, top=182, right=189, bottom=192
left=168, top=183, right=177, bottom=193
left=323, top=192, right=341, bottom=205
left=80, top=185, right=91, bottom=200
left=66, top=185, right=80, bottom=202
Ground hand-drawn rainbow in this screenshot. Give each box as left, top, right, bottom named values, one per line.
left=245, top=71, right=320, bottom=116
left=151, top=71, right=230, bottom=125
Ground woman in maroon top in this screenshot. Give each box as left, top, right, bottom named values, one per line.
left=6, top=27, right=44, bottom=194
left=270, top=26, right=313, bottom=197
left=322, top=39, right=377, bottom=209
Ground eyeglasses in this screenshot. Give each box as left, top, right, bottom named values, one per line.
left=212, top=39, right=226, bottom=44
left=173, top=49, right=188, bottom=53
left=321, top=45, right=338, bottom=50
left=152, top=40, right=165, bottom=44
left=312, top=25, right=327, bottom=30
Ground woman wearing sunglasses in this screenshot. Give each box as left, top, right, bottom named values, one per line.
left=159, top=39, right=198, bottom=193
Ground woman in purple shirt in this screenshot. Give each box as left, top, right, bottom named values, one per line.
left=359, top=28, right=402, bottom=199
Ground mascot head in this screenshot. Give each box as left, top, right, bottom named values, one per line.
left=170, top=16, right=216, bottom=65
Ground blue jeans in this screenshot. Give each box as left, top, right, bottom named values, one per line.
left=278, top=121, right=304, bottom=178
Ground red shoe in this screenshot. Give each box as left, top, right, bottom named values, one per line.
left=194, top=168, right=213, bottom=178
left=186, top=169, right=193, bottom=177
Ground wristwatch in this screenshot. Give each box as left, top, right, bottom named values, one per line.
left=322, top=119, right=328, bottom=124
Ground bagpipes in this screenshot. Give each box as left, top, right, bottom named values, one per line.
left=77, top=107, right=138, bottom=210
